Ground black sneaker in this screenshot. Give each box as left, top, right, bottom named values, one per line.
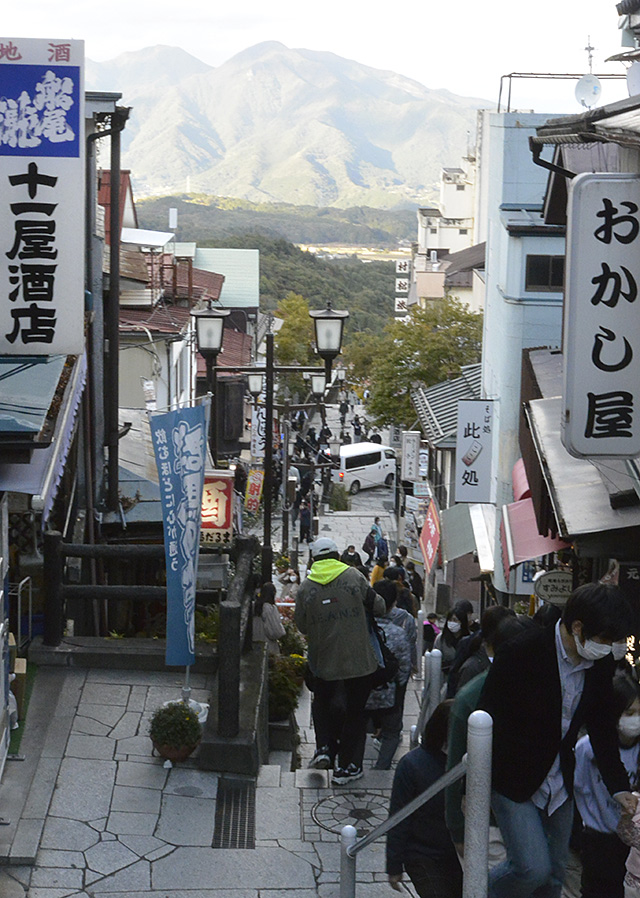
left=309, top=747, right=332, bottom=769
left=332, top=764, right=363, bottom=785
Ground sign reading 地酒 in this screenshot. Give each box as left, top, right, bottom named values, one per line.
left=563, top=173, right=640, bottom=458
left=0, top=38, right=84, bottom=355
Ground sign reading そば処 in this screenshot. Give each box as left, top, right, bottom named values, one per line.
left=0, top=38, right=84, bottom=354
left=563, top=173, right=640, bottom=458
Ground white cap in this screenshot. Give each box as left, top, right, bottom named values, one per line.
left=311, top=537, right=338, bottom=559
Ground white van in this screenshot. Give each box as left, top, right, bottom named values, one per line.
left=332, top=442, right=396, bottom=494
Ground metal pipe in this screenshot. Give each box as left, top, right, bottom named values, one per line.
left=106, top=108, right=130, bottom=510
left=416, top=610, right=425, bottom=674
left=340, top=825, right=358, bottom=898
left=261, top=332, right=274, bottom=582
left=463, top=710, right=492, bottom=898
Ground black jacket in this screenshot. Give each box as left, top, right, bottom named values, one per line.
left=479, top=622, right=628, bottom=803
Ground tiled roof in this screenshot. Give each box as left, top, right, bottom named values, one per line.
left=411, top=364, right=482, bottom=448
left=120, top=304, right=191, bottom=335
left=197, top=329, right=253, bottom=374
left=442, top=242, right=486, bottom=289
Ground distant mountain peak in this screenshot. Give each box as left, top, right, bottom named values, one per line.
left=86, top=43, right=488, bottom=208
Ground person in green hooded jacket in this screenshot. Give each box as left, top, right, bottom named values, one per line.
left=295, top=537, right=384, bottom=785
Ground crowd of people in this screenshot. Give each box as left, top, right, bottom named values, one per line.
left=254, top=522, right=640, bottom=898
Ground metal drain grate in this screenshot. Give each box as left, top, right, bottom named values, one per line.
left=213, top=776, right=256, bottom=849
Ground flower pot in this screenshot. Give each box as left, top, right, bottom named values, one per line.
left=152, top=739, right=200, bottom=762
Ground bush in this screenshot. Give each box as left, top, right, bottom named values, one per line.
left=149, top=702, right=202, bottom=747
left=280, top=619, right=306, bottom=657
left=195, top=605, right=219, bottom=644
left=268, top=654, right=301, bottom=721
left=330, top=484, right=351, bottom=511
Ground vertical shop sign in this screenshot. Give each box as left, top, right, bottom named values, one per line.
left=455, top=400, right=495, bottom=502
left=0, top=38, right=84, bottom=354
left=564, top=173, right=640, bottom=457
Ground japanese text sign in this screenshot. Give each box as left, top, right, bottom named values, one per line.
left=0, top=38, right=84, bottom=354
left=563, top=173, right=640, bottom=457
left=201, top=472, right=234, bottom=546
left=455, top=399, right=496, bottom=502
left=245, top=468, right=264, bottom=514
left=401, top=431, right=421, bottom=481
left=419, top=499, right=440, bottom=574
left=150, top=403, right=207, bottom=667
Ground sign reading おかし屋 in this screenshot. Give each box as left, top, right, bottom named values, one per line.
left=563, top=173, right=640, bottom=458
left=0, top=38, right=84, bottom=354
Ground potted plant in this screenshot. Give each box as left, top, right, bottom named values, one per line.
left=268, top=655, right=302, bottom=721
left=149, top=701, right=202, bottom=762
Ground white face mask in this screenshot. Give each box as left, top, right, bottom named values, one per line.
left=448, top=621, right=461, bottom=634
left=289, top=576, right=297, bottom=582
left=574, top=633, right=612, bottom=662
left=619, top=715, right=640, bottom=740
left=612, top=641, right=629, bottom=662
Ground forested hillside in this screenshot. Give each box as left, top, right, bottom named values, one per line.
left=137, top=195, right=416, bottom=246
left=204, top=234, right=396, bottom=335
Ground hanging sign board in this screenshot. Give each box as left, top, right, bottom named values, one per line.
left=455, top=400, right=496, bottom=503
left=563, top=173, right=640, bottom=458
left=0, top=38, right=85, bottom=354
left=401, top=431, right=421, bottom=480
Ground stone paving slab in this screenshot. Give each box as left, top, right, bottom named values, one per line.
left=151, top=847, right=316, bottom=891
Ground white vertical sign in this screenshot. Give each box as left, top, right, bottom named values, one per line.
left=563, top=173, right=640, bottom=458
left=250, top=406, right=266, bottom=460
left=0, top=38, right=85, bottom=354
left=455, top=400, right=495, bottom=503
left=401, top=431, right=421, bottom=480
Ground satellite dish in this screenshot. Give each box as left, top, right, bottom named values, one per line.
left=575, top=73, right=602, bottom=108
left=627, top=61, right=640, bottom=97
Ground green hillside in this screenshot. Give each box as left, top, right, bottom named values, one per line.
left=137, top=195, right=417, bottom=246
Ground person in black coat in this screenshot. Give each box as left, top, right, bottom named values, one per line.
left=387, top=701, right=462, bottom=897
left=479, top=583, right=636, bottom=898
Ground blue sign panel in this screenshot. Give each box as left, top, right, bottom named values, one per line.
left=150, top=403, right=208, bottom=667
left=0, top=64, right=81, bottom=157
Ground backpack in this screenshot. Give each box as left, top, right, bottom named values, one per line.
left=368, top=613, right=400, bottom=688
left=362, top=533, right=376, bottom=555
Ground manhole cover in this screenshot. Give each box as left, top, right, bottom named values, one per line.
left=311, top=791, right=389, bottom=837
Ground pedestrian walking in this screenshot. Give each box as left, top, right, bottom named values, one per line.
left=295, top=537, right=384, bottom=784
left=299, top=500, right=311, bottom=543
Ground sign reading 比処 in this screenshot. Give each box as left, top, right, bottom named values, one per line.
left=0, top=38, right=85, bottom=355
left=563, top=173, right=640, bottom=458
left=455, top=399, right=496, bottom=503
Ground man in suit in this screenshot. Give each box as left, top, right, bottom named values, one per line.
left=479, top=583, right=636, bottom=898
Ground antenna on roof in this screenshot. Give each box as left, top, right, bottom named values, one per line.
left=585, top=35, right=595, bottom=74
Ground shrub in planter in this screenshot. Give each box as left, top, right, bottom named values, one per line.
left=280, top=620, right=306, bottom=657
left=268, top=655, right=301, bottom=721
left=149, top=702, right=202, bottom=762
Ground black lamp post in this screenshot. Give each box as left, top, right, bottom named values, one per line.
left=309, top=301, right=349, bottom=380
left=191, top=306, right=230, bottom=466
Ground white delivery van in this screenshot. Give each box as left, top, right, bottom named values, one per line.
left=333, top=442, right=396, bottom=494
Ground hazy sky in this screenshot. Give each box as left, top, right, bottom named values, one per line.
left=2, top=1, right=632, bottom=112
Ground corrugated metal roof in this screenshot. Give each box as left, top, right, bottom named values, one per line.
left=194, top=249, right=259, bottom=308
left=411, top=363, right=482, bottom=447
left=120, top=305, right=191, bottom=335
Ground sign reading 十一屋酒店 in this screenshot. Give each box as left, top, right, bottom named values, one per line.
left=0, top=38, right=84, bottom=354
left=563, top=173, right=640, bottom=458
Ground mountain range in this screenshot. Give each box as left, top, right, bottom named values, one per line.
left=86, top=43, right=489, bottom=209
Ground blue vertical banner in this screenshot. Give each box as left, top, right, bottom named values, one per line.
left=150, top=401, right=209, bottom=666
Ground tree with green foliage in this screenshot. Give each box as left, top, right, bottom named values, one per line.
left=364, top=298, right=483, bottom=427
left=274, top=293, right=316, bottom=400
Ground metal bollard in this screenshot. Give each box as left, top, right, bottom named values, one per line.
left=340, top=825, right=358, bottom=898
left=429, top=648, right=442, bottom=710
left=416, top=610, right=425, bottom=674
left=463, top=710, right=492, bottom=898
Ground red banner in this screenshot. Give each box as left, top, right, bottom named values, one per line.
left=419, top=499, right=441, bottom=574
left=245, top=468, right=264, bottom=514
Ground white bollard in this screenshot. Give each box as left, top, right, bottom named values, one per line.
left=463, top=710, right=492, bottom=898
left=429, top=648, right=442, bottom=710
left=340, top=825, right=358, bottom=898
left=416, top=611, right=425, bottom=675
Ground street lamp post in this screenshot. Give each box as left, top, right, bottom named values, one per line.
left=191, top=306, right=230, bottom=467
left=309, top=301, right=349, bottom=381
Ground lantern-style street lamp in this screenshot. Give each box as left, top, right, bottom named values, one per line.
left=191, top=306, right=230, bottom=465
left=309, top=301, right=349, bottom=380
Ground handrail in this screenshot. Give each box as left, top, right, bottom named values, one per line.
left=348, top=756, right=467, bottom=856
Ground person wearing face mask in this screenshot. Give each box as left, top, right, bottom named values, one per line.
left=278, top=568, right=301, bottom=601
left=434, top=611, right=469, bottom=675
left=575, top=672, right=640, bottom=898
left=479, top=582, right=636, bottom=898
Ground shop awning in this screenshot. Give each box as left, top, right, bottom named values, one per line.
left=501, top=496, right=569, bottom=570
left=0, top=352, right=87, bottom=523
left=441, top=502, right=495, bottom=573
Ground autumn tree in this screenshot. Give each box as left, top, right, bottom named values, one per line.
left=365, top=298, right=483, bottom=427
